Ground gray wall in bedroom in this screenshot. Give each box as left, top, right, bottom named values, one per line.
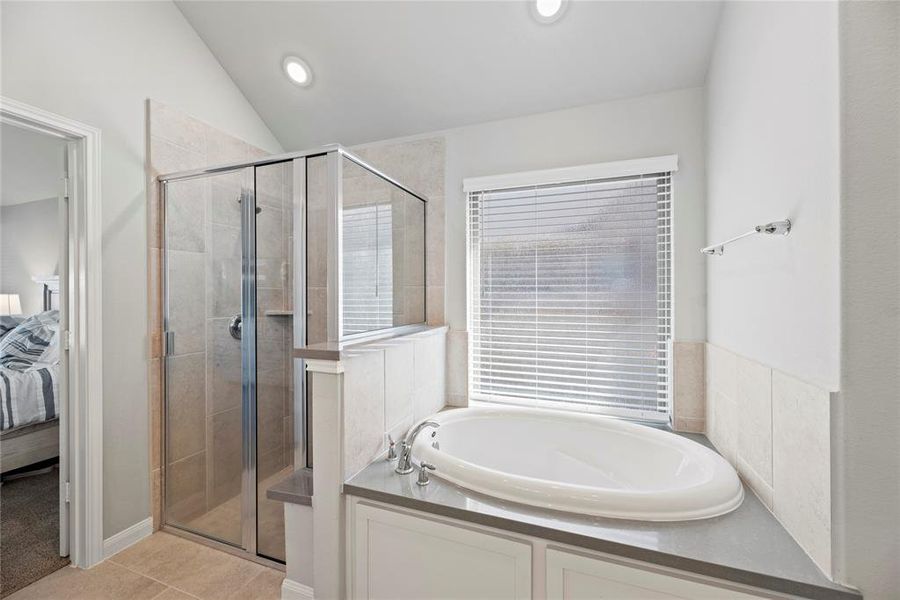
left=1, top=1, right=283, bottom=539
left=1, top=122, right=67, bottom=208
left=0, top=123, right=66, bottom=317
left=0, top=198, right=61, bottom=315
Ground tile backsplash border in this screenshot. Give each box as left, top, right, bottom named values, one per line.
left=705, top=342, right=834, bottom=577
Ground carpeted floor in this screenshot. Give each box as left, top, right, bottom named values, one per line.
left=0, top=467, right=69, bottom=597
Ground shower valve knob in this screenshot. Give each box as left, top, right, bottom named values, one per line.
left=228, top=315, right=242, bottom=340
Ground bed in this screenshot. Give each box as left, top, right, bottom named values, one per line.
left=0, top=303, right=61, bottom=475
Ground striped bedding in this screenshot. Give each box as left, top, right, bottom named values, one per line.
left=0, top=311, right=60, bottom=432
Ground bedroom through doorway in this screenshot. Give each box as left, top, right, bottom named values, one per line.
left=0, top=121, right=71, bottom=596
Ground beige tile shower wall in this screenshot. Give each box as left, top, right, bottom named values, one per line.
left=341, top=327, right=448, bottom=480
left=706, top=343, right=833, bottom=576
left=673, top=342, right=706, bottom=432
left=445, top=329, right=468, bottom=407
left=306, top=155, right=329, bottom=345
left=147, top=100, right=274, bottom=530
left=340, top=158, right=426, bottom=329
left=351, top=137, right=446, bottom=327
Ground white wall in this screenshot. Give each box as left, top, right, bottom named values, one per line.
left=706, top=4, right=900, bottom=595
left=1, top=0, right=282, bottom=538
left=0, top=199, right=60, bottom=315
left=442, top=87, right=707, bottom=341
left=705, top=1, right=840, bottom=390
left=835, top=3, right=900, bottom=598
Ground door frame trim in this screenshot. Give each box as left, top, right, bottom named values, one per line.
left=0, top=96, right=105, bottom=568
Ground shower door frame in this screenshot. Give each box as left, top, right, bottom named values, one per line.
left=238, top=166, right=259, bottom=557
left=159, top=162, right=287, bottom=566
left=158, top=145, right=429, bottom=564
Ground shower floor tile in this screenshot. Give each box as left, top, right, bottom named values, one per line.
left=182, top=466, right=292, bottom=561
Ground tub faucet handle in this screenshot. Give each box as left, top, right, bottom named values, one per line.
left=386, top=435, right=398, bottom=461
left=417, top=462, right=436, bottom=486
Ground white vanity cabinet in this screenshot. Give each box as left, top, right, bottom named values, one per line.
left=349, top=501, right=532, bottom=599
left=346, top=498, right=788, bottom=600
left=546, top=549, right=769, bottom=600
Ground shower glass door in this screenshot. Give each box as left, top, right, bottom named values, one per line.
left=163, top=161, right=295, bottom=563
left=163, top=167, right=251, bottom=548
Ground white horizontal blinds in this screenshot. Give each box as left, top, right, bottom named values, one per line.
left=656, top=175, right=673, bottom=413
left=468, top=172, right=673, bottom=420
left=342, top=203, right=393, bottom=335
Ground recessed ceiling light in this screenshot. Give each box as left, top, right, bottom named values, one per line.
left=283, top=56, right=313, bottom=87
left=532, top=0, right=566, bottom=23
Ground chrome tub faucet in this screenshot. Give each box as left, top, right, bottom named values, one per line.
left=395, top=420, right=440, bottom=475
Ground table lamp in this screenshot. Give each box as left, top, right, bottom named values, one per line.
left=0, top=294, right=23, bottom=316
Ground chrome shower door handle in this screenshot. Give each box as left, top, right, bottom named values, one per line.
left=228, top=314, right=242, bottom=340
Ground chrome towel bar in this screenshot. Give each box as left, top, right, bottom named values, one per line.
left=700, top=219, right=792, bottom=256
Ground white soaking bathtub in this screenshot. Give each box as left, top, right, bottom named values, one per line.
left=411, top=406, right=744, bottom=521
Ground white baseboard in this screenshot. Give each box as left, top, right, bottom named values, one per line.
left=103, top=517, right=153, bottom=559
left=281, top=578, right=314, bottom=600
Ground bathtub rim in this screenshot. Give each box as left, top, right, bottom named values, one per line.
left=411, top=404, right=745, bottom=522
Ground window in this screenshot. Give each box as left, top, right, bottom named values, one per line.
left=466, top=157, right=674, bottom=422
left=342, top=203, right=393, bottom=335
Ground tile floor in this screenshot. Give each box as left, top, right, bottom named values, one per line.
left=8, top=532, right=284, bottom=600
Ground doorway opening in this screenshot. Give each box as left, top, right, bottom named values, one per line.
left=0, top=96, right=105, bottom=577
left=0, top=120, right=70, bottom=594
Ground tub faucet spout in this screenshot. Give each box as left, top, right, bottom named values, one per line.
left=395, top=420, right=440, bottom=475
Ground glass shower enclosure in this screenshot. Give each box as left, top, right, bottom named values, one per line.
left=158, top=147, right=427, bottom=564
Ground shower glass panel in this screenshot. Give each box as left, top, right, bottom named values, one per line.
left=303, top=154, right=330, bottom=468
left=254, top=161, right=294, bottom=562
left=164, top=168, right=250, bottom=547
left=341, top=155, right=425, bottom=337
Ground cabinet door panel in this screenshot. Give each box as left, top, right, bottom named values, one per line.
left=546, top=549, right=768, bottom=600
left=352, top=503, right=531, bottom=600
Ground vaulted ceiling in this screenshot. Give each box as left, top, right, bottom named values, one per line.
left=178, top=1, right=722, bottom=150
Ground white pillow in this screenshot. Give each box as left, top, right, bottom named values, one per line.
left=0, top=310, right=59, bottom=369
